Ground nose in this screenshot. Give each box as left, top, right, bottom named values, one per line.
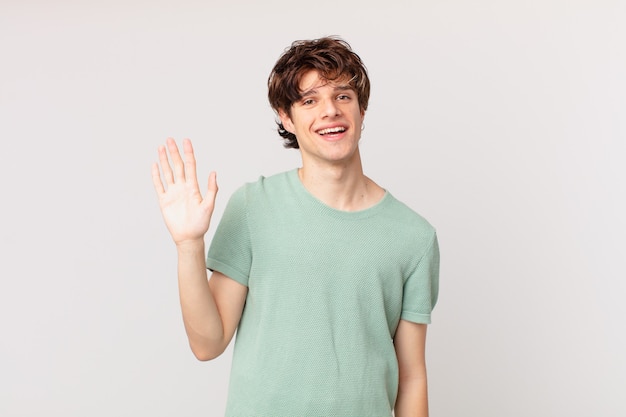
left=321, top=98, right=341, bottom=118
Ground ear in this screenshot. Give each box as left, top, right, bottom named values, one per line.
left=278, top=109, right=295, bottom=134
left=358, top=109, right=366, bottom=130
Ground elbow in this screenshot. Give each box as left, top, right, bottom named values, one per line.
left=193, top=350, right=219, bottom=362
left=190, top=342, right=225, bottom=362
left=193, top=352, right=216, bottom=362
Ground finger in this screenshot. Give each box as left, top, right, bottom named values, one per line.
left=203, top=171, right=219, bottom=212
left=151, top=162, right=165, bottom=195
left=158, top=144, right=175, bottom=185
left=182, top=138, right=199, bottom=189
left=167, top=137, right=186, bottom=182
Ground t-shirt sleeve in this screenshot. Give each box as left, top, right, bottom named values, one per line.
left=206, top=186, right=252, bottom=287
left=401, top=231, right=440, bottom=324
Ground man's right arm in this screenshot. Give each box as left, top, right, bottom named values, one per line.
left=152, top=138, right=246, bottom=360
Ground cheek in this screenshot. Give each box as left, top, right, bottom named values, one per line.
left=286, top=116, right=306, bottom=133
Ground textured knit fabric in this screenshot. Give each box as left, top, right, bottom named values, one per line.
left=206, top=169, right=439, bottom=417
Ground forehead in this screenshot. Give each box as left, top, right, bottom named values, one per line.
left=298, top=70, right=353, bottom=93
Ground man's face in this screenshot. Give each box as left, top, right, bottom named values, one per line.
left=279, top=70, right=365, bottom=167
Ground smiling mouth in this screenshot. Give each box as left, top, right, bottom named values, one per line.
left=317, top=126, right=346, bottom=135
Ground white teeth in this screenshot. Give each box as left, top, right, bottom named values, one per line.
left=317, top=126, right=346, bottom=135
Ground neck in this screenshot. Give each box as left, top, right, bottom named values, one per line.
left=298, top=153, right=384, bottom=211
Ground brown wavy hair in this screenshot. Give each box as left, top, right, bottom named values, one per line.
left=268, top=37, right=371, bottom=149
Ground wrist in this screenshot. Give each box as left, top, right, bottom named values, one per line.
left=175, top=238, right=206, bottom=254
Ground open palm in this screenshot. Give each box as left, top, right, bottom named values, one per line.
left=151, top=138, right=218, bottom=244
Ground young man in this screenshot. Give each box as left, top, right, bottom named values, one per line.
left=152, top=37, right=439, bottom=417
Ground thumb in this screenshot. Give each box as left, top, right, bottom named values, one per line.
left=204, top=171, right=218, bottom=207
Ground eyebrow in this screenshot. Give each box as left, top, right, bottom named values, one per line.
left=300, top=84, right=354, bottom=98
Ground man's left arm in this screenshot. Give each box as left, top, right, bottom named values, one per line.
left=394, top=319, right=429, bottom=417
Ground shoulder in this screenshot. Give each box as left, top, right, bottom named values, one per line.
left=382, top=193, right=436, bottom=236
left=228, top=169, right=296, bottom=210
left=237, top=169, right=295, bottom=194
left=373, top=193, right=438, bottom=263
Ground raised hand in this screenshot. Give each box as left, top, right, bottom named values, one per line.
left=151, top=138, right=218, bottom=245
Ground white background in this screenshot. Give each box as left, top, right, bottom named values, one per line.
left=1, top=1, right=624, bottom=416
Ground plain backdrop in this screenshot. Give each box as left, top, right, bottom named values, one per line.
left=1, top=1, right=624, bottom=416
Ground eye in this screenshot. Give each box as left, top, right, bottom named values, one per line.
left=337, top=94, right=351, bottom=101
left=302, top=98, right=315, bottom=105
